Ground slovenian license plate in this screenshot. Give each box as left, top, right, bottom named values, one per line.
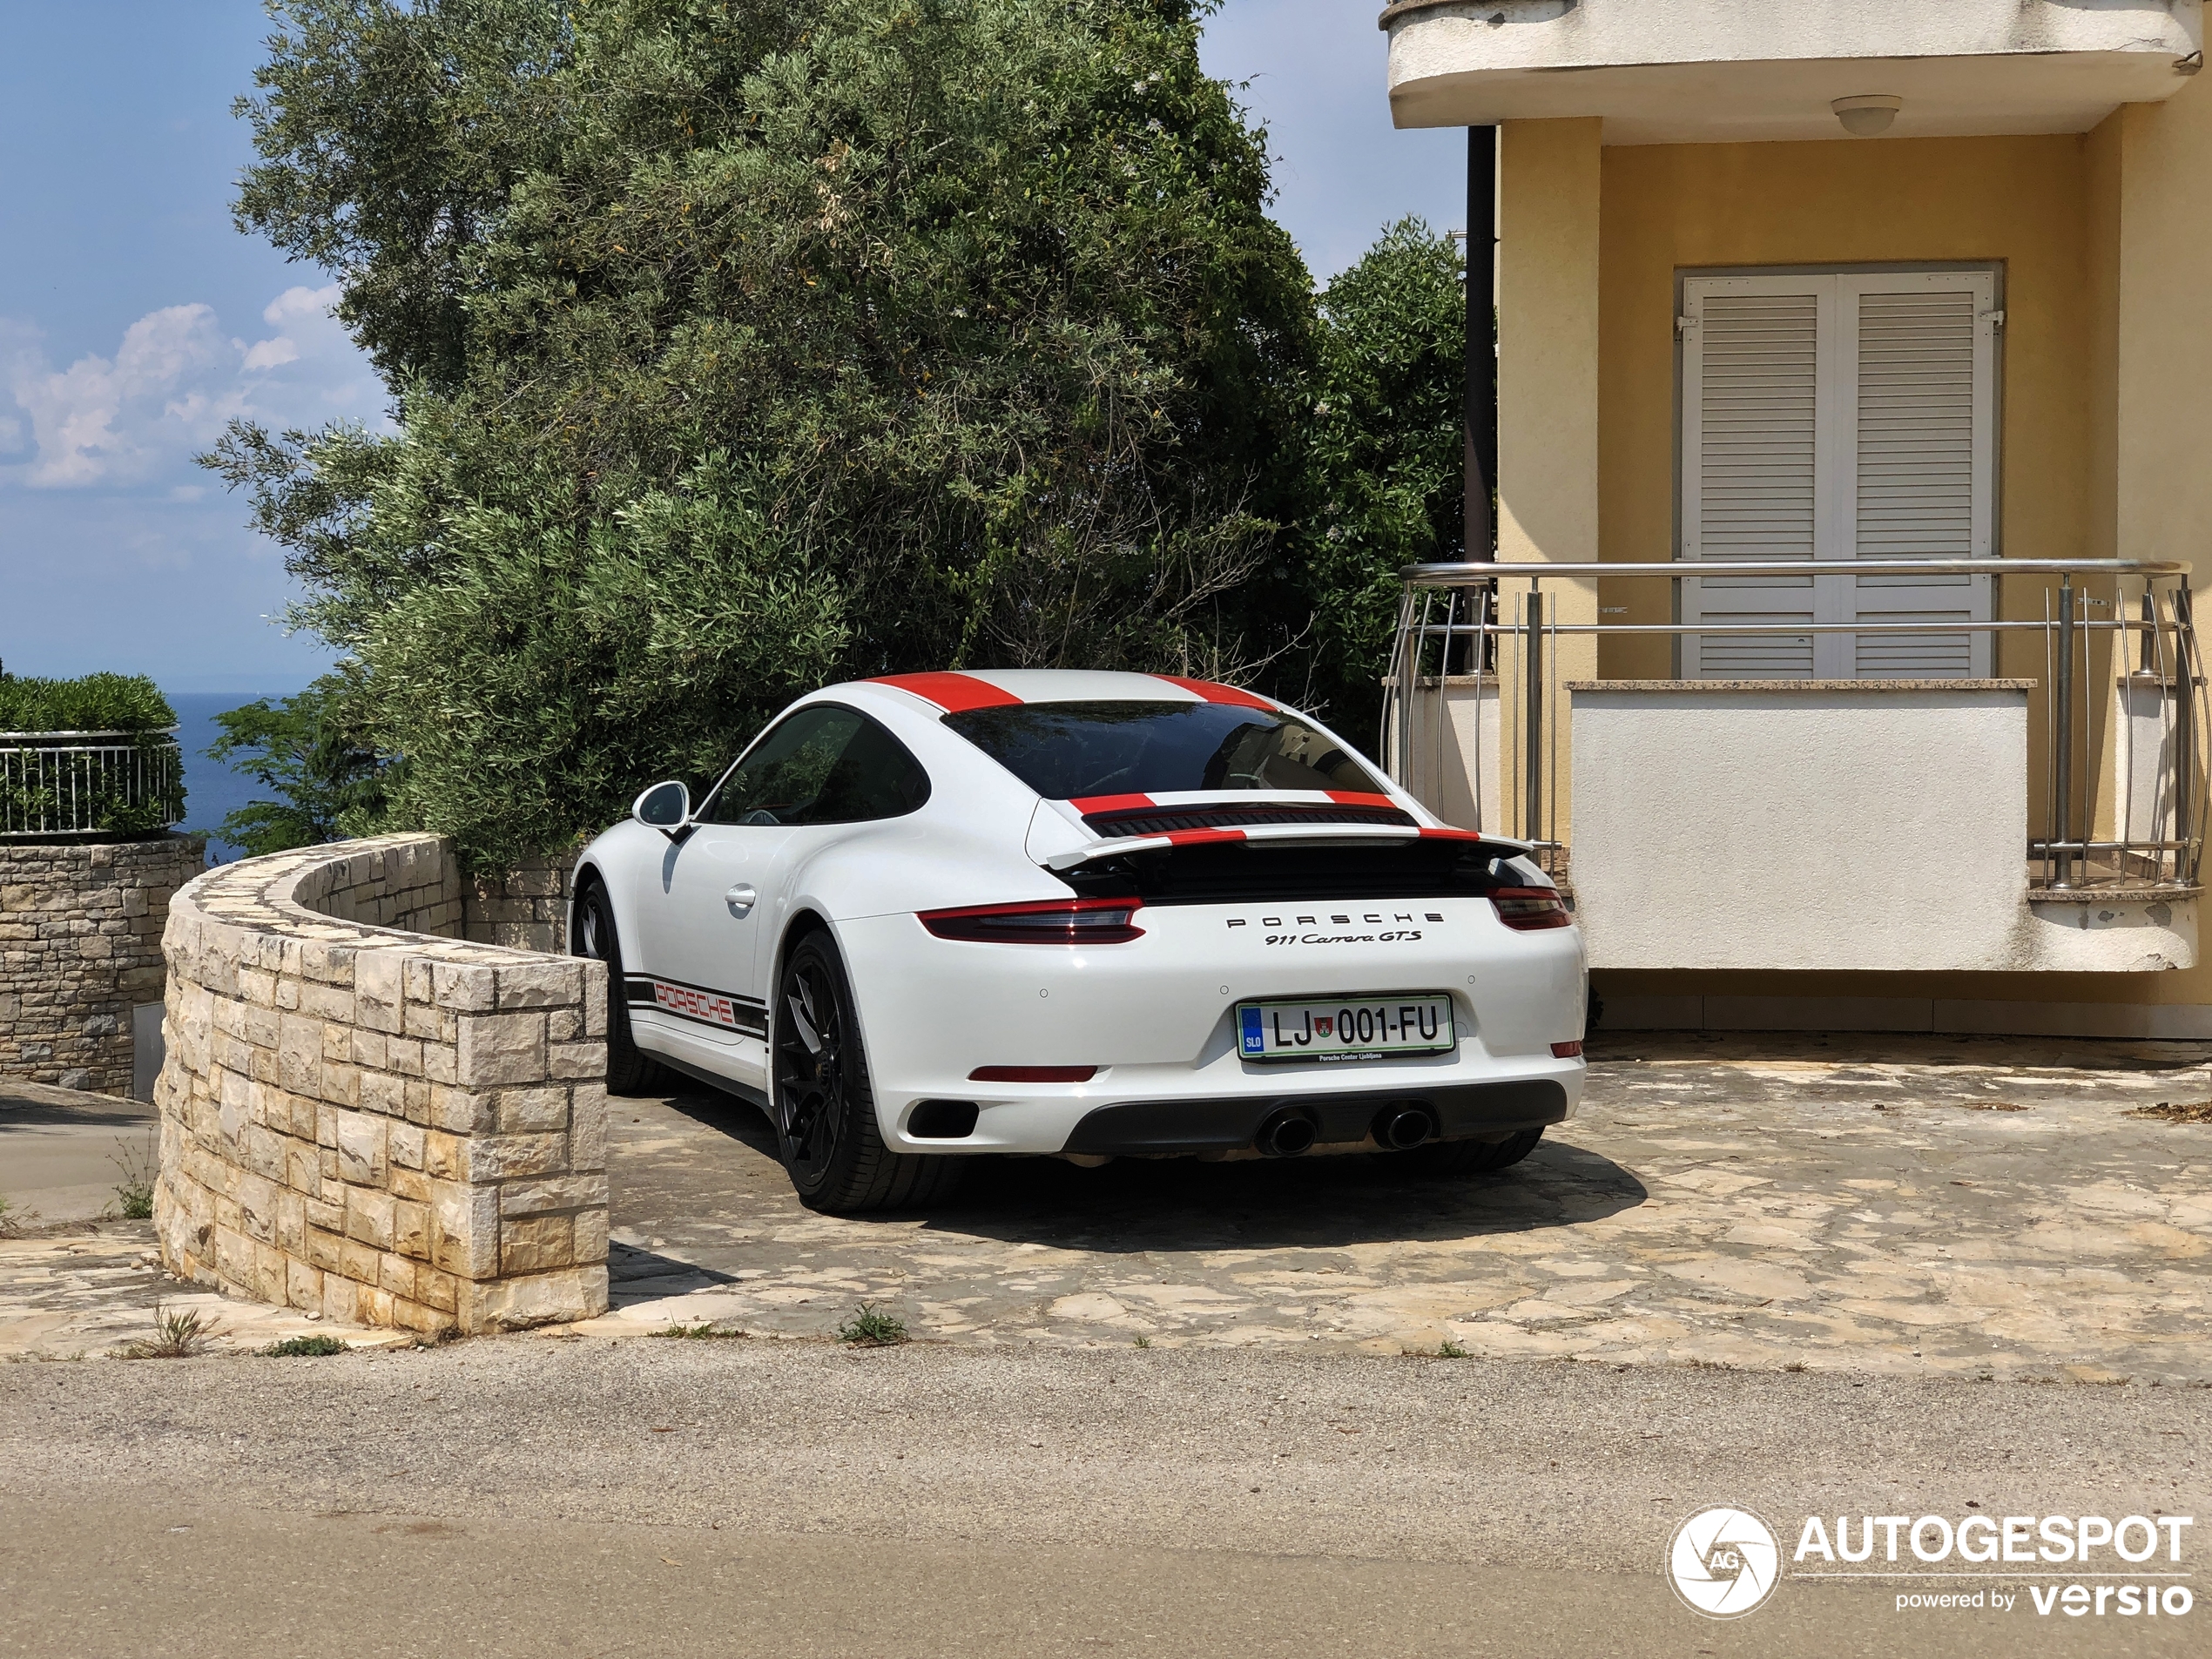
left=1236, top=995, right=1456, bottom=1062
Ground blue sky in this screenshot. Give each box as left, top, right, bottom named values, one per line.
left=0, top=1, right=1466, bottom=696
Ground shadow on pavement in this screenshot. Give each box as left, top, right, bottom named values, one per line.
left=629, top=1082, right=1649, bottom=1253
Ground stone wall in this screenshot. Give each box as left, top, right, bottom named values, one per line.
left=0, top=834, right=205, bottom=1096
left=461, top=852, right=576, bottom=954
left=153, top=833, right=608, bottom=1334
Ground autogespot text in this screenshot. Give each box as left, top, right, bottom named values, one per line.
left=1792, top=1514, right=2195, bottom=1618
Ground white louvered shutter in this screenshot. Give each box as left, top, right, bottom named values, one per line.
left=1837, top=273, right=1995, bottom=677
left=1681, top=270, right=1996, bottom=678
left=1679, top=278, right=1827, bottom=678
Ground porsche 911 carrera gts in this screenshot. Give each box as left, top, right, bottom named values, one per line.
left=570, top=669, right=1585, bottom=1213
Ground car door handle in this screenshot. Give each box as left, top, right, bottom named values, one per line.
left=725, top=884, right=757, bottom=917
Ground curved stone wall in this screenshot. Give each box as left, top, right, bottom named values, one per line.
left=152, top=833, right=609, bottom=1334
left=0, top=833, right=205, bottom=1096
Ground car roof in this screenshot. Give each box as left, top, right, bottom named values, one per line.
left=856, top=668, right=1277, bottom=714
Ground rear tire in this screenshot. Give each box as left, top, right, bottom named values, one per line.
left=1392, top=1127, right=1545, bottom=1178
left=772, top=930, right=964, bottom=1215
left=572, top=878, right=665, bottom=1096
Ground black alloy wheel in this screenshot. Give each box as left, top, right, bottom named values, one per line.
left=572, top=880, right=663, bottom=1096
left=771, top=930, right=963, bottom=1215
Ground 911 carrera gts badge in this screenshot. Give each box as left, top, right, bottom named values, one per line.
left=1224, top=910, right=1444, bottom=945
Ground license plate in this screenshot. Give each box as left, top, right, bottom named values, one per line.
left=1236, top=995, right=1455, bottom=1062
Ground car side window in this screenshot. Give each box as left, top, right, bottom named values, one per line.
left=700, top=705, right=930, bottom=826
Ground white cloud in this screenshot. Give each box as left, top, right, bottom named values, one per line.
left=3, top=285, right=385, bottom=492
left=242, top=336, right=300, bottom=371
left=241, top=283, right=344, bottom=375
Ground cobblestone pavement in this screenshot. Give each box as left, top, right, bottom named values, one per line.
left=0, top=1081, right=394, bottom=1360
left=10, top=1034, right=2212, bottom=1375
left=567, top=1033, right=2212, bottom=1381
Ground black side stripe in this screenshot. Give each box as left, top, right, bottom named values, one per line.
left=624, top=974, right=769, bottom=1037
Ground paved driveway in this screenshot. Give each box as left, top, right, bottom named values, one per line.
left=581, top=1033, right=2212, bottom=1381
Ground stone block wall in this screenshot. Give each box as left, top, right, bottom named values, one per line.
left=0, top=833, right=206, bottom=1096
left=461, top=852, right=576, bottom=954
left=153, top=833, right=609, bottom=1334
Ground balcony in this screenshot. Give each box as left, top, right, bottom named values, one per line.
left=0, top=730, right=185, bottom=840
left=1381, top=558, right=2203, bottom=974
left=1379, top=0, right=2203, bottom=140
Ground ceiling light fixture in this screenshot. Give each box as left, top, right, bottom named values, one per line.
left=1832, top=95, right=1903, bottom=137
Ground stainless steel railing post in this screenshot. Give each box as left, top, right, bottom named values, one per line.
left=2053, top=577, right=2076, bottom=890
left=2175, top=584, right=2196, bottom=884
left=1524, top=587, right=1545, bottom=846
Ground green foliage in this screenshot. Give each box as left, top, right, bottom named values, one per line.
left=1291, top=219, right=1474, bottom=739
left=0, top=669, right=175, bottom=734
left=836, top=1301, right=908, bottom=1347
left=263, top=1333, right=351, bottom=1357
left=0, top=667, right=185, bottom=838
left=111, top=1134, right=157, bottom=1221
left=208, top=670, right=393, bottom=857
left=211, top=0, right=1318, bottom=867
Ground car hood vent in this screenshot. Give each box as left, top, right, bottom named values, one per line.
left=1079, top=801, right=1416, bottom=837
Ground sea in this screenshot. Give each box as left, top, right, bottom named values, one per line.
left=165, top=691, right=285, bottom=866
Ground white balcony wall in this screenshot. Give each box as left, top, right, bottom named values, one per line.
left=1567, top=681, right=2197, bottom=973
left=1388, top=678, right=1502, bottom=835
left=1382, top=0, right=2202, bottom=140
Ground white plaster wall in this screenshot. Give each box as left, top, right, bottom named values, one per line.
left=2114, top=677, right=2180, bottom=849
left=1569, top=685, right=2195, bottom=973
left=1384, top=0, right=2200, bottom=139
left=1390, top=678, right=1502, bottom=834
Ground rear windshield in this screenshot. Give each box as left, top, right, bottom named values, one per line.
left=942, top=700, right=1385, bottom=799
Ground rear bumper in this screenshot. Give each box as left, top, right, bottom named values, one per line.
left=1062, top=1078, right=1568, bottom=1157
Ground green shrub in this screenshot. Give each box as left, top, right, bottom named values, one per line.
left=0, top=668, right=185, bottom=838
left=263, top=1333, right=350, bottom=1357
left=0, top=669, right=174, bottom=734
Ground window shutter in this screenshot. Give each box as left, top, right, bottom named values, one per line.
left=1680, top=269, right=1996, bottom=679
left=1838, top=276, right=1995, bottom=678
left=1679, top=279, right=1827, bottom=677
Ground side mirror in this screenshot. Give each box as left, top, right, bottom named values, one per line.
left=632, top=780, right=691, bottom=836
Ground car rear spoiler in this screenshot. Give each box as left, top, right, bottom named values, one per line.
left=1041, top=821, right=1533, bottom=873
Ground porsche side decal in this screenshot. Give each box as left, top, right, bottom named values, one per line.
left=624, top=974, right=769, bottom=1037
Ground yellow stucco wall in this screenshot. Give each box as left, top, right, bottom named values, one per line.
left=1575, top=91, right=2212, bottom=1026
left=1496, top=118, right=1602, bottom=849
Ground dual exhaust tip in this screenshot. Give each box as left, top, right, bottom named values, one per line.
left=1255, top=1103, right=1435, bottom=1157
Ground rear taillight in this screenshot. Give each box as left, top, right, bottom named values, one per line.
left=969, top=1065, right=1098, bottom=1082
left=1551, top=1041, right=1584, bottom=1059
left=1491, top=887, right=1572, bottom=931
left=920, top=898, right=1144, bottom=944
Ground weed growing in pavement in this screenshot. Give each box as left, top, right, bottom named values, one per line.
left=1436, top=1339, right=1469, bottom=1359
left=652, top=1322, right=748, bottom=1340
left=263, top=1334, right=349, bottom=1357
left=1132, top=1335, right=1152, bottom=1349
left=111, top=1133, right=157, bottom=1220
left=1783, top=1359, right=1807, bottom=1372
left=0, top=1195, right=19, bottom=1237
left=836, top=1302, right=907, bottom=1347
left=120, top=1305, right=218, bottom=1359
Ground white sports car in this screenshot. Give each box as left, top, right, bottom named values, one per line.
left=570, top=669, right=1586, bottom=1213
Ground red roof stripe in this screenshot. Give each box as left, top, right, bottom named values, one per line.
left=1150, top=674, right=1275, bottom=711
left=1069, top=793, right=1156, bottom=814
left=1163, top=827, right=1249, bottom=846
left=1325, top=791, right=1397, bottom=807
left=1418, top=826, right=1487, bottom=842
left=867, top=671, right=1023, bottom=712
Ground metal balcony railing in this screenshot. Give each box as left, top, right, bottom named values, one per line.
left=0, top=729, right=186, bottom=840
left=1381, top=558, right=2205, bottom=894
